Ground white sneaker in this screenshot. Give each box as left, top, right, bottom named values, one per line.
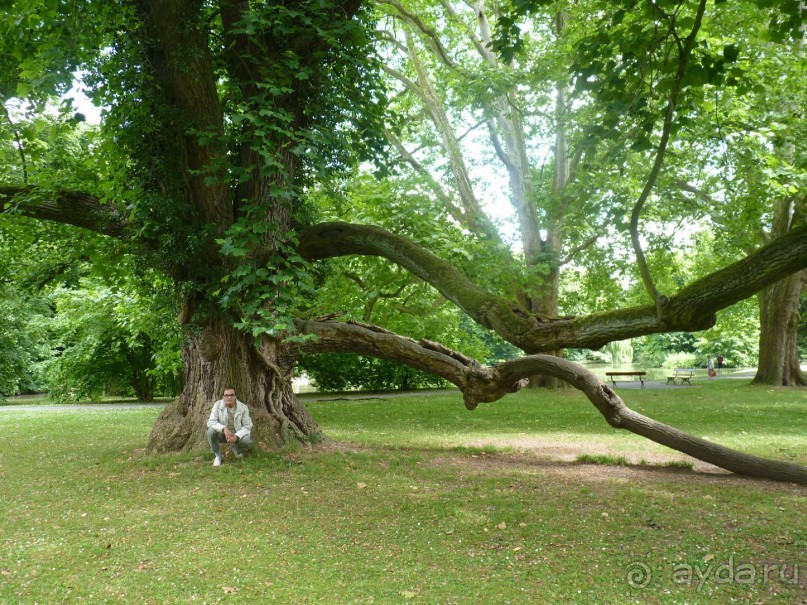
left=213, top=454, right=222, bottom=467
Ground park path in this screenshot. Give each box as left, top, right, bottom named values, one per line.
left=0, top=389, right=458, bottom=412
left=0, top=370, right=761, bottom=412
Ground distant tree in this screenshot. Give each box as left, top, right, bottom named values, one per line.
left=603, top=340, right=633, bottom=366
left=634, top=333, right=697, bottom=370
left=0, top=285, right=48, bottom=397
left=1, top=209, right=180, bottom=402
left=44, top=271, right=182, bottom=402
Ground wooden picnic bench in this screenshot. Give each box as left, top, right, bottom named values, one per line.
left=605, top=371, right=646, bottom=389
left=666, top=368, right=696, bottom=385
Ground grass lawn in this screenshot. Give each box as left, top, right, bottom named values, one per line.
left=1, top=380, right=805, bottom=604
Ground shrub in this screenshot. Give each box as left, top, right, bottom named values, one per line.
left=662, top=352, right=699, bottom=369
left=299, top=353, right=449, bottom=392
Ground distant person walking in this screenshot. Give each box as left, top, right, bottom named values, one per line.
left=707, top=356, right=715, bottom=378
left=716, top=354, right=724, bottom=374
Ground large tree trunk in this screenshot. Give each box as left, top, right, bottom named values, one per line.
left=526, top=248, right=564, bottom=389
left=147, top=317, right=320, bottom=453
left=753, top=270, right=807, bottom=386
left=753, top=193, right=805, bottom=386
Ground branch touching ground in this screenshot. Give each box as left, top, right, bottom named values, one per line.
left=294, top=318, right=807, bottom=485
left=493, top=356, right=807, bottom=485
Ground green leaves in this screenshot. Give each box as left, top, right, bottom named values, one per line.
left=723, top=43, right=741, bottom=64
left=490, top=0, right=556, bottom=61
left=755, top=0, right=807, bottom=41
left=43, top=272, right=182, bottom=403
left=0, top=284, right=49, bottom=397
left=218, top=219, right=317, bottom=339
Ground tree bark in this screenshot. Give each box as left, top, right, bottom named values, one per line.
left=0, top=187, right=127, bottom=237
left=140, top=0, right=332, bottom=451
left=752, top=192, right=805, bottom=386
left=147, top=316, right=320, bottom=453
left=754, top=270, right=807, bottom=386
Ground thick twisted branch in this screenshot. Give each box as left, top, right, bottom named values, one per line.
left=298, top=222, right=537, bottom=338
left=293, top=318, right=807, bottom=485
left=299, top=221, right=807, bottom=351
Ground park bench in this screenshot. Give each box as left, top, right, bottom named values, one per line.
left=666, top=368, right=696, bottom=385
left=605, top=371, right=646, bottom=389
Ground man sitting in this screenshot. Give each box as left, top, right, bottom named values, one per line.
left=206, top=387, right=253, bottom=466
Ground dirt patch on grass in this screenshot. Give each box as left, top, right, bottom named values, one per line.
left=432, top=449, right=720, bottom=484
left=467, top=435, right=687, bottom=463
left=464, top=434, right=728, bottom=470
left=429, top=447, right=807, bottom=493
left=309, top=439, right=807, bottom=492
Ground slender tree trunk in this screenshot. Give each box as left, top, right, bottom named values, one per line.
left=527, top=20, right=568, bottom=389
left=147, top=316, right=320, bottom=452
left=753, top=270, right=807, bottom=386
left=133, top=382, right=155, bottom=403
left=127, top=346, right=157, bottom=402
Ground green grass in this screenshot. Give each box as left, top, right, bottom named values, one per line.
left=1, top=380, right=806, bottom=604
left=576, top=454, right=631, bottom=466
left=305, top=379, right=807, bottom=464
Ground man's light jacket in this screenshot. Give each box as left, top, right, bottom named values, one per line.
left=207, top=399, right=253, bottom=440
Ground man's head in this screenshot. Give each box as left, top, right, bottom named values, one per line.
left=223, top=387, right=237, bottom=408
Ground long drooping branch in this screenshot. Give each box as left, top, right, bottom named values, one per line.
left=629, top=0, right=708, bottom=304
left=299, top=221, right=537, bottom=338
left=293, top=318, right=807, bottom=485
left=0, top=186, right=128, bottom=237
left=496, top=355, right=807, bottom=485
left=294, top=319, right=474, bottom=388
left=298, top=221, right=807, bottom=351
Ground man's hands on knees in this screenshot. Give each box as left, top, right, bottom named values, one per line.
left=223, top=428, right=239, bottom=444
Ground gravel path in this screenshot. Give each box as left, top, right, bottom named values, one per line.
left=0, top=370, right=764, bottom=412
